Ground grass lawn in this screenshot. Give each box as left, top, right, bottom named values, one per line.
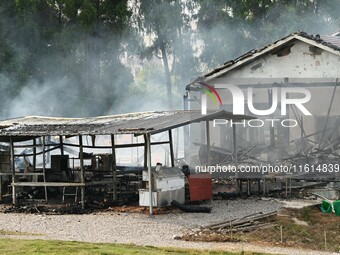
left=182, top=206, right=340, bottom=252
left=0, top=239, right=271, bottom=255
left=242, top=207, right=340, bottom=252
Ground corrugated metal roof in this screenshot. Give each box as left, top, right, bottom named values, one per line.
left=320, top=35, right=340, bottom=48
left=187, top=31, right=340, bottom=84
left=0, top=110, right=253, bottom=140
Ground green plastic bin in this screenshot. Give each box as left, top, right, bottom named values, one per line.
left=333, top=200, right=340, bottom=216
left=321, top=200, right=333, bottom=213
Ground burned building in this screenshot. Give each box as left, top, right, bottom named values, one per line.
left=185, top=31, right=340, bottom=194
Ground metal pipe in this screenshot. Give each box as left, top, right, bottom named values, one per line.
left=61, top=141, right=169, bottom=149
left=14, top=145, right=60, bottom=157
left=146, top=134, right=153, bottom=215
left=268, top=89, right=275, bottom=148
left=284, top=78, right=290, bottom=144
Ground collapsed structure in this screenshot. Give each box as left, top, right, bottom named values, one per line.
left=185, top=31, right=340, bottom=196
left=0, top=110, right=251, bottom=214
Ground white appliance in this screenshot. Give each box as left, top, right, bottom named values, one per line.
left=139, top=167, right=185, bottom=207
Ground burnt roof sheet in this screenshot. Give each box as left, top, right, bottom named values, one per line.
left=0, top=110, right=253, bottom=140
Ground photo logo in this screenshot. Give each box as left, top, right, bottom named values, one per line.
left=201, top=83, right=312, bottom=116
left=199, top=82, right=223, bottom=115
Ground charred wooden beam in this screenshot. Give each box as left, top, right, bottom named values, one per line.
left=10, top=137, right=16, bottom=205
left=111, top=134, right=117, bottom=201
left=79, top=135, right=85, bottom=209
left=168, top=130, right=175, bottom=167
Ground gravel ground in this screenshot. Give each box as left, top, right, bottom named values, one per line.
left=0, top=199, right=338, bottom=255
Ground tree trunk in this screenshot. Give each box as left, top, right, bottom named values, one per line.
left=160, top=42, right=173, bottom=109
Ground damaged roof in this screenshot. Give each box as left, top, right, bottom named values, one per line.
left=0, top=110, right=253, bottom=141
left=188, top=31, right=340, bottom=86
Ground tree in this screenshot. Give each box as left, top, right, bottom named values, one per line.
left=195, top=0, right=339, bottom=68
left=0, top=0, right=134, bottom=118
left=132, top=0, right=198, bottom=109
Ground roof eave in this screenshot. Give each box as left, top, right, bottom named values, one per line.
left=294, top=34, right=340, bottom=56
left=191, top=33, right=340, bottom=85
left=201, top=34, right=299, bottom=83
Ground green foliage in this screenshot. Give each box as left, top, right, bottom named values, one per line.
left=78, top=0, right=97, bottom=28
left=195, top=0, right=339, bottom=68
left=0, top=0, right=339, bottom=118
left=0, top=0, right=133, bottom=118
left=134, top=0, right=199, bottom=108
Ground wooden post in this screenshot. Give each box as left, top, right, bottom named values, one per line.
left=59, top=136, right=64, bottom=155
left=183, top=92, right=190, bottom=162
left=247, top=179, right=251, bottom=196
left=146, top=134, right=153, bottom=215
left=0, top=169, right=2, bottom=201
left=168, top=130, right=175, bottom=167
left=0, top=148, right=5, bottom=201
left=206, top=121, right=211, bottom=166
left=174, top=128, right=179, bottom=163
left=46, top=136, right=51, bottom=164
left=42, top=136, right=48, bottom=202
left=263, top=177, right=266, bottom=196
left=111, top=134, right=117, bottom=201
left=0, top=149, right=3, bottom=200
left=233, top=124, right=239, bottom=192
left=143, top=135, right=147, bottom=170
left=33, top=138, right=37, bottom=171
left=201, top=122, right=206, bottom=145
left=79, top=135, right=85, bottom=209
left=10, top=137, right=16, bottom=205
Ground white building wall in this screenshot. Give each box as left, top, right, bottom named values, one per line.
left=189, top=39, right=340, bottom=160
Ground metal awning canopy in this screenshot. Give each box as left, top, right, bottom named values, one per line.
left=0, top=110, right=253, bottom=141
left=0, top=110, right=253, bottom=214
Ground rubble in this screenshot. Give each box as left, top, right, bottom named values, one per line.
left=204, top=211, right=278, bottom=231
left=2, top=204, right=94, bottom=215
left=181, top=211, right=278, bottom=242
